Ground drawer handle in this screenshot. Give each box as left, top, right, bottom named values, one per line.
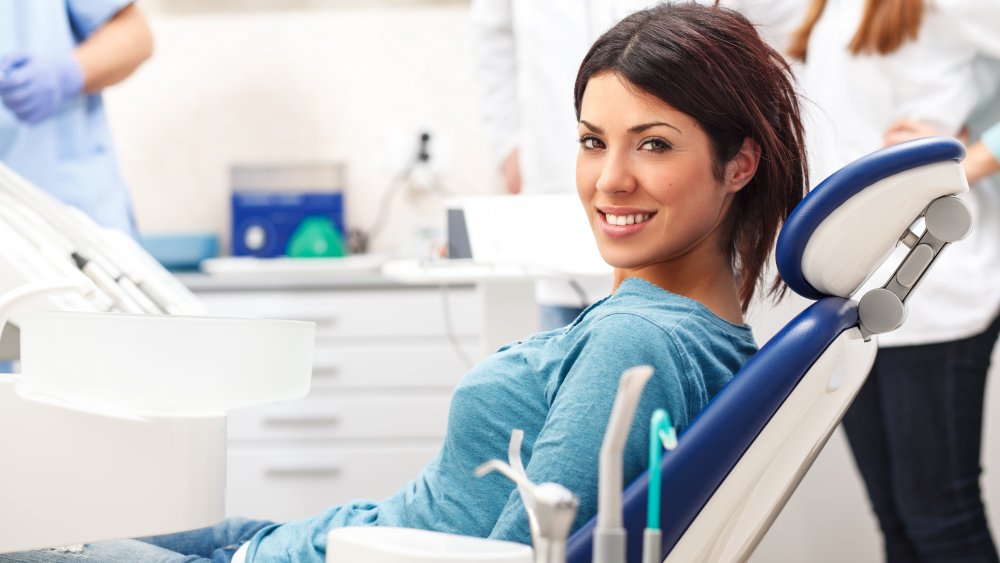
left=312, top=365, right=340, bottom=379
left=265, top=466, right=341, bottom=478
left=263, top=415, right=339, bottom=427
left=292, top=316, right=338, bottom=329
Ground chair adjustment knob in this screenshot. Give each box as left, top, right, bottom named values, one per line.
left=858, top=288, right=906, bottom=335
left=925, top=195, right=972, bottom=243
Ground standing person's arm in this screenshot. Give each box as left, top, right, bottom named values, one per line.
left=75, top=3, right=154, bottom=93
left=940, top=0, right=1000, bottom=58
left=470, top=0, right=521, bottom=194
left=884, top=119, right=1000, bottom=184
left=0, top=1, right=152, bottom=124
left=967, top=123, right=1000, bottom=183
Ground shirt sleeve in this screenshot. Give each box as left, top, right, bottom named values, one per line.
left=65, top=0, right=134, bottom=42
left=715, top=0, right=809, bottom=52
left=940, top=0, right=1000, bottom=59
left=488, top=313, right=694, bottom=544
left=983, top=122, right=1000, bottom=163
left=469, top=0, right=520, bottom=166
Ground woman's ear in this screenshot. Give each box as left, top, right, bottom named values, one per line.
left=724, top=137, right=761, bottom=193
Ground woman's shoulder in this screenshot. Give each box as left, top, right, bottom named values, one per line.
left=584, top=278, right=755, bottom=344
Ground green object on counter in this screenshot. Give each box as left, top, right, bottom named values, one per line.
left=286, top=216, right=347, bottom=258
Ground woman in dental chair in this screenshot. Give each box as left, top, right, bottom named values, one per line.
left=5, top=5, right=807, bottom=563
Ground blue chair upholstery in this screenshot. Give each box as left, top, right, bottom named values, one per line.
left=565, top=137, right=966, bottom=563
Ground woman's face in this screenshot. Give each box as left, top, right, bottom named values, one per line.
left=576, top=72, right=749, bottom=276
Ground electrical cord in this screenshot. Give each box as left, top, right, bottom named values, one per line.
left=439, top=284, right=475, bottom=370
left=354, top=131, right=454, bottom=254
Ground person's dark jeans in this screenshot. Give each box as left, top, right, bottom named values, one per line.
left=843, top=313, right=1000, bottom=563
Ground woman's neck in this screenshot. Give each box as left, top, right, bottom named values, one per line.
left=612, top=248, right=745, bottom=325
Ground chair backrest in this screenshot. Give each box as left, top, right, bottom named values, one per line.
left=565, top=137, right=970, bottom=563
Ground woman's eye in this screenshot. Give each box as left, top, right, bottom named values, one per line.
left=640, top=138, right=671, bottom=153
left=579, top=135, right=605, bottom=150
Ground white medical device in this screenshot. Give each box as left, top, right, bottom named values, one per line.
left=0, top=164, right=315, bottom=553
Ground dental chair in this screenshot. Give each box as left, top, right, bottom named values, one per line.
left=564, top=136, right=973, bottom=563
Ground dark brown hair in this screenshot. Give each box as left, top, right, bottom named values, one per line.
left=788, top=0, right=924, bottom=61
left=574, top=3, right=808, bottom=312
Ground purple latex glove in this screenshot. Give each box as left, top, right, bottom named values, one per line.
left=0, top=53, right=84, bottom=125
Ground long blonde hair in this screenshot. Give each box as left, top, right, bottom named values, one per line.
left=787, top=0, right=925, bottom=61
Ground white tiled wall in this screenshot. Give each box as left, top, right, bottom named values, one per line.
left=105, top=1, right=500, bottom=253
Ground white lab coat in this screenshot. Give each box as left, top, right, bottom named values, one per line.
left=790, top=0, right=1000, bottom=346
left=470, top=0, right=654, bottom=307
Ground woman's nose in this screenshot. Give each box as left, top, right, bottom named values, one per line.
left=595, top=152, right=637, bottom=195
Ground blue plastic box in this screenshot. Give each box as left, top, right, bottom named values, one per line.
left=231, top=191, right=345, bottom=257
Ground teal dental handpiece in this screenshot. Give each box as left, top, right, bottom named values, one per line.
left=642, top=408, right=677, bottom=563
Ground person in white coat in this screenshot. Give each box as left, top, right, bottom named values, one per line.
left=783, top=1, right=1000, bottom=560
left=469, top=0, right=657, bottom=330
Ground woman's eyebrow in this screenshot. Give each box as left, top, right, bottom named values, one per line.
left=579, top=119, right=603, bottom=133
left=578, top=119, right=681, bottom=135
left=629, top=121, right=681, bottom=134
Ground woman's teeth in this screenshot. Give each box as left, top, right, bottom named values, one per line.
left=605, top=213, right=651, bottom=226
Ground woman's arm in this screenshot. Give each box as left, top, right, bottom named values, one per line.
left=75, top=3, right=154, bottom=93
left=487, top=315, right=691, bottom=544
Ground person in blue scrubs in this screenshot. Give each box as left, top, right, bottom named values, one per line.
left=0, top=1, right=153, bottom=237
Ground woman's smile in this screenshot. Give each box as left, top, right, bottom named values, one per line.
left=598, top=207, right=657, bottom=239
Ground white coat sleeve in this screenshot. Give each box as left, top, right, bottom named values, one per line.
left=941, top=0, right=1000, bottom=58
left=712, top=0, right=808, bottom=52
left=470, top=0, right=519, bottom=166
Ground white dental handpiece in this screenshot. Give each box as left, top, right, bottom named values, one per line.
left=594, top=365, right=655, bottom=563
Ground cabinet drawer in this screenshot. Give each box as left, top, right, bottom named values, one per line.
left=228, top=396, right=451, bottom=441
left=197, top=288, right=481, bottom=338
left=226, top=446, right=439, bottom=521
left=310, top=343, right=474, bottom=390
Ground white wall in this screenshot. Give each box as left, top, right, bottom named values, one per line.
left=105, top=0, right=501, bottom=253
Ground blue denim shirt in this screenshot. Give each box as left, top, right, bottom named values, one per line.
left=246, top=277, right=757, bottom=562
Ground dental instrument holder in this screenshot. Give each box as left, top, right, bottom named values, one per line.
left=476, top=437, right=579, bottom=563
left=593, top=366, right=654, bottom=563
left=0, top=163, right=315, bottom=553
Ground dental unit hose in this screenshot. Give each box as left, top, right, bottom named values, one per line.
left=594, top=365, right=654, bottom=563
left=0, top=277, right=98, bottom=336
left=643, top=408, right=677, bottom=563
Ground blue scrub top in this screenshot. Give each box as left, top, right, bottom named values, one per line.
left=0, top=0, right=136, bottom=236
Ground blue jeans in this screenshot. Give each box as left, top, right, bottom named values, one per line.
left=842, top=314, right=1000, bottom=563
left=0, top=518, right=273, bottom=563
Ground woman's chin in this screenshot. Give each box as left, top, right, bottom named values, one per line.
left=596, top=249, right=642, bottom=270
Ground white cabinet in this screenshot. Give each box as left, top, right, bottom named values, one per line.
left=191, top=281, right=481, bottom=522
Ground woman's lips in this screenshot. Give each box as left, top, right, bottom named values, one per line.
left=599, top=210, right=655, bottom=239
